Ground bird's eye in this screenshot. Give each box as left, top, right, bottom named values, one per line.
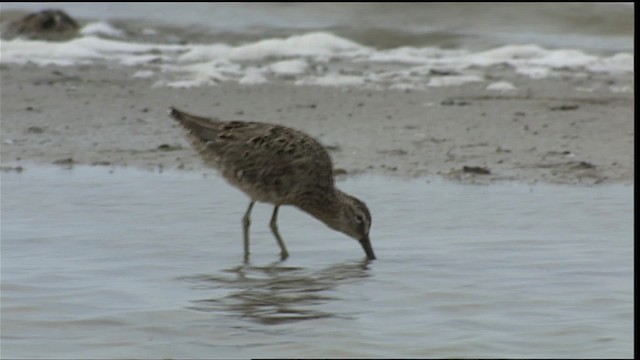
left=355, top=214, right=364, bottom=224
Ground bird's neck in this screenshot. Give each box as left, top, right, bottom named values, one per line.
left=296, top=188, right=344, bottom=232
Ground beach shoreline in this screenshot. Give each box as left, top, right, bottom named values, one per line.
left=0, top=62, right=634, bottom=185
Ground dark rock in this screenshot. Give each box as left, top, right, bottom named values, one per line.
left=549, top=104, right=579, bottom=111
left=1, top=166, right=24, bottom=173
left=92, top=161, right=112, bottom=166
left=295, top=104, right=317, bottom=109
left=441, top=99, right=470, bottom=106
left=429, top=69, right=459, bottom=76
left=27, top=126, right=44, bottom=134
left=157, top=144, right=182, bottom=151
left=52, top=158, right=74, bottom=165
left=569, top=161, right=595, bottom=170
left=6, top=9, right=79, bottom=41
left=462, top=166, right=491, bottom=175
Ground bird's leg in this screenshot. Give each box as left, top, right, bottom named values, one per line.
left=242, top=201, right=255, bottom=262
left=269, top=205, right=289, bottom=260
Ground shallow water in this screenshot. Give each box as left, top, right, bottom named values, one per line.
left=1, top=2, right=633, bottom=53
left=1, top=166, right=633, bottom=358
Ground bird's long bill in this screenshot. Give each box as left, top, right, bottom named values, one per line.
left=359, top=236, right=376, bottom=260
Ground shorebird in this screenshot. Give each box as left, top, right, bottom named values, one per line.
left=169, top=107, right=375, bottom=261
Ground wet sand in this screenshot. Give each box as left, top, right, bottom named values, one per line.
left=0, top=62, right=634, bottom=185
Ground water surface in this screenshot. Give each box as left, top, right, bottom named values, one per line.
left=1, top=2, right=633, bottom=52
left=1, top=166, right=633, bottom=358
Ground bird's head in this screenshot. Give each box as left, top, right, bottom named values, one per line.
left=333, top=191, right=375, bottom=260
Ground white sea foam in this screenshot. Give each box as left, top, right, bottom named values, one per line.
left=428, top=74, right=484, bottom=87
left=269, top=59, right=309, bottom=76
left=609, top=85, right=633, bottom=93
left=0, top=31, right=633, bottom=89
left=227, top=32, right=366, bottom=61
left=295, top=73, right=365, bottom=86
left=239, top=68, right=268, bottom=85
left=80, top=22, right=126, bottom=38
left=177, top=44, right=232, bottom=63
left=142, top=28, right=158, bottom=36
left=153, top=77, right=216, bottom=88
left=132, top=70, right=155, bottom=79
left=487, top=81, right=518, bottom=92
left=586, top=53, right=633, bottom=74
left=119, top=55, right=162, bottom=67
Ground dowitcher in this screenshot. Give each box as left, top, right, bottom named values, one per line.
left=169, top=107, right=375, bottom=261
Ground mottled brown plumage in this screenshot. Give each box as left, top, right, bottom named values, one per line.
left=169, top=107, right=375, bottom=261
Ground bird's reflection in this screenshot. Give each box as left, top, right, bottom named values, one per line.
left=180, top=259, right=372, bottom=325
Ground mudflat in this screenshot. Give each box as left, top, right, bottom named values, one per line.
left=0, top=62, right=633, bottom=185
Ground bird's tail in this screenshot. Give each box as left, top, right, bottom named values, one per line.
left=168, top=107, right=221, bottom=140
